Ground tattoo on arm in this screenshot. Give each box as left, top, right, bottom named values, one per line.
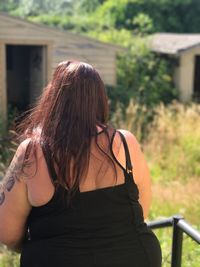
left=0, top=191, right=5, bottom=205
left=0, top=153, right=25, bottom=206
left=5, top=176, right=15, bottom=192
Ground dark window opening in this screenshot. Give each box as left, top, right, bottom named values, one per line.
left=6, top=45, right=47, bottom=115
left=193, top=55, right=200, bottom=101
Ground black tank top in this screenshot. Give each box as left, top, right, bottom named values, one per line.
left=20, top=131, right=162, bottom=267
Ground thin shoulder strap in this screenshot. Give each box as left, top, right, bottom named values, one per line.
left=40, top=141, right=57, bottom=183
left=110, top=130, right=133, bottom=174
left=117, top=131, right=133, bottom=174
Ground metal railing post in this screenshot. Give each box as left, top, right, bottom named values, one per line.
left=171, top=215, right=184, bottom=267
left=147, top=214, right=200, bottom=267
left=177, top=220, right=200, bottom=244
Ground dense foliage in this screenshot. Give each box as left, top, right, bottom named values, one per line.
left=1, top=0, right=200, bottom=33
left=116, top=38, right=177, bottom=107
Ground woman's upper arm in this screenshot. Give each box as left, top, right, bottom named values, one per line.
left=0, top=140, right=32, bottom=250
left=119, top=130, right=152, bottom=220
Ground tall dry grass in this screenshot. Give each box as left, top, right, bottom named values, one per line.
left=145, top=101, right=200, bottom=183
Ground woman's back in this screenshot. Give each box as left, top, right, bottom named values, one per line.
left=20, top=130, right=162, bottom=267
left=26, top=129, right=126, bottom=205
left=0, top=61, right=162, bottom=267
left=25, top=129, right=151, bottom=214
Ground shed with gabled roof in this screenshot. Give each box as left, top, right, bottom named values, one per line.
left=151, top=33, right=200, bottom=102
left=0, top=12, right=124, bottom=123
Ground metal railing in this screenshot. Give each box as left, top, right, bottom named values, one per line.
left=147, top=215, right=200, bottom=267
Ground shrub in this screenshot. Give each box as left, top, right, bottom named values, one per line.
left=117, top=37, right=177, bottom=109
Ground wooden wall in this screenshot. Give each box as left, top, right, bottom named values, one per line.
left=0, top=13, right=123, bottom=122
left=0, top=13, right=120, bottom=85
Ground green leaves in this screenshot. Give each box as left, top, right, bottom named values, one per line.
left=132, top=13, right=154, bottom=35
left=117, top=37, right=177, bottom=108
left=4, top=0, right=200, bottom=34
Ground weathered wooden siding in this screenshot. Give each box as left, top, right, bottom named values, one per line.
left=177, top=47, right=200, bottom=102
left=0, top=13, right=121, bottom=86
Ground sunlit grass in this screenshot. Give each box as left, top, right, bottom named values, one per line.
left=145, top=101, right=200, bottom=183
left=149, top=180, right=200, bottom=266
left=151, top=227, right=200, bottom=267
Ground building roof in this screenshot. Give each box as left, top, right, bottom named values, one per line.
left=151, top=33, right=200, bottom=55
left=0, top=12, right=124, bottom=52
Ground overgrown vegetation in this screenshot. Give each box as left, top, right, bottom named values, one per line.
left=107, top=36, right=177, bottom=142
left=145, top=102, right=200, bottom=183
left=146, top=101, right=200, bottom=266
left=2, top=0, right=200, bottom=34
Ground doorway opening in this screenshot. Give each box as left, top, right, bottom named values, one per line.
left=6, top=45, right=47, bottom=114
left=193, top=55, right=200, bottom=101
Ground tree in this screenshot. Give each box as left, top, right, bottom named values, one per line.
left=10, top=0, right=73, bottom=17
left=0, top=0, right=19, bottom=12
left=90, top=0, right=200, bottom=33
left=117, top=37, right=177, bottom=108
left=74, top=0, right=106, bottom=14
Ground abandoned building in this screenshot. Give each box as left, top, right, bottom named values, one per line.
left=152, top=33, right=200, bottom=102
left=0, top=12, right=123, bottom=122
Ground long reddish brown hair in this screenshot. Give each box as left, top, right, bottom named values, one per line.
left=18, top=60, right=114, bottom=202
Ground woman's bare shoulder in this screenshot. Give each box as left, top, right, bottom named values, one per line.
left=117, top=129, right=140, bottom=147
